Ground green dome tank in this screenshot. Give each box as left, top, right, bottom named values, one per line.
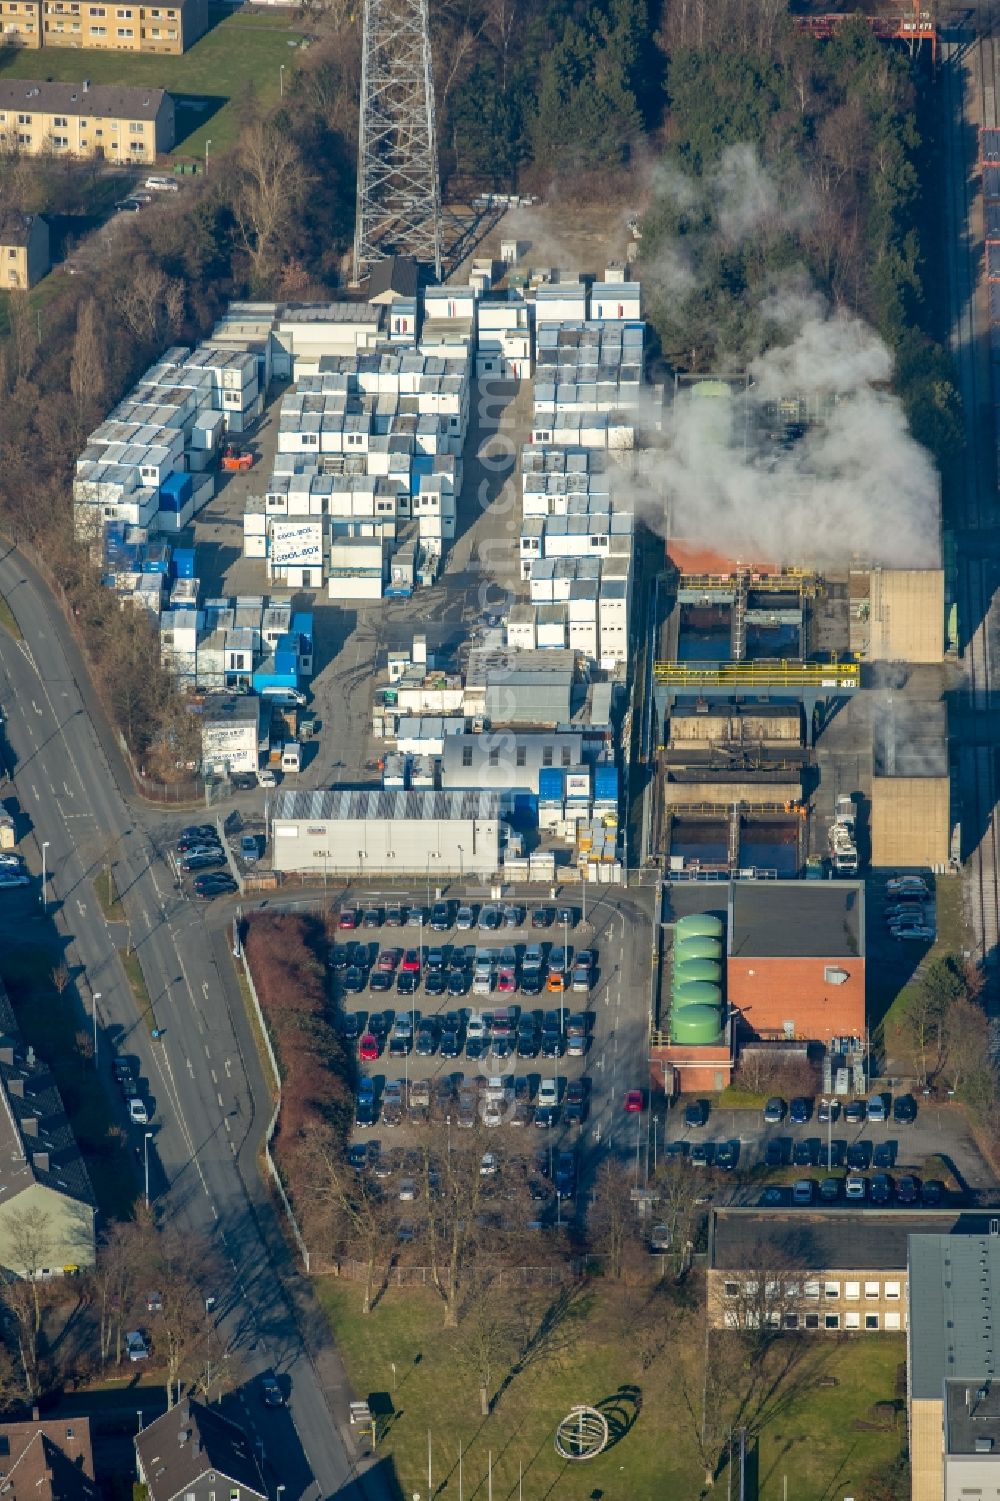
left=672, top=981, right=722, bottom=1011
left=672, top=959, right=722, bottom=990
left=674, top=936, right=722, bottom=964
left=675, top=914, right=724, bottom=941
left=670, top=1004, right=723, bottom=1046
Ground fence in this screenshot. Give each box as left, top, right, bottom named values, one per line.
left=239, top=951, right=312, bottom=1272
left=334, top=1260, right=584, bottom=1289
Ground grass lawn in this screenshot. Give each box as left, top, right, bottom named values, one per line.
left=316, top=1280, right=906, bottom=1501
left=0, top=7, right=299, bottom=158
left=0, top=946, right=137, bottom=1220
left=118, top=947, right=155, bottom=1032
left=94, top=866, right=123, bottom=922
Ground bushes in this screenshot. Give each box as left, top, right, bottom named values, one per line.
left=244, top=913, right=352, bottom=1190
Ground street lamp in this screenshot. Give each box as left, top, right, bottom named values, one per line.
left=279, top=63, right=285, bottom=98
left=92, top=992, right=100, bottom=1067
left=821, top=1099, right=832, bottom=1172
left=40, top=840, right=49, bottom=909
left=204, top=138, right=211, bottom=174
left=457, top=843, right=464, bottom=887
left=143, top=1130, right=153, bottom=1207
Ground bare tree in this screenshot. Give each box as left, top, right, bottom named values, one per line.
left=1, top=1205, right=53, bottom=1396
left=69, top=297, right=106, bottom=422
left=424, top=1136, right=487, bottom=1328
left=230, top=122, right=312, bottom=293
left=302, top=1130, right=396, bottom=1314
left=113, top=259, right=184, bottom=346
left=149, top=1225, right=220, bottom=1407
left=455, top=1272, right=520, bottom=1415
left=589, top=1159, right=642, bottom=1279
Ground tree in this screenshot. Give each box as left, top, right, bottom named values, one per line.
left=589, top=1159, right=641, bottom=1279
left=455, top=1273, right=520, bottom=1414
left=940, top=997, right=995, bottom=1116
left=301, top=1128, right=395, bottom=1314
left=69, top=297, right=107, bottom=423
left=424, top=1137, right=487, bottom=1328
left=230, top=122, right=312, bottom=294
left=149, top=1225, right=220, bottom=1406
left=2, top=1205, right=53, bottom=1396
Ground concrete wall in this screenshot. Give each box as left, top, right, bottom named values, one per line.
left=911, top=1398, right=944, bottom=1501
left=871, top=776, right=951, bottom=868
left=944, top=1453, right=1000, bottom=1500
left=0, top=1183, right=95, bottom=1275
left=726, top=956, right=865, bottom=1044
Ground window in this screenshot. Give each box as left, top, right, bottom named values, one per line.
left=803, top=1280, right=819, bottom=1301
left=516, top=745, right=526, bottom=767
left=824, top=1313, right=840, bottom=1330
left=129, top=123, right=145, bottom=135
left=783, top=1313, right=798, bottom=1330
left=885, top=1281, right=901, bottom=1300
left=461, top=745, right=473, bottom=768
left=824, top=1282, right=840, bottom=1301
left=845, top=1282, right=860, bottom=1301
left=17, top=112, right=31, bottom=124
left=6, top=249, right=14, bottom=259
left=864, top=1281, right=880, bottom=1300
left=723, top=1281, right=739, bottom=1298
left=885, top=1312, right=901, bottom=1331
left=542, top=746, right=553, bottom=767
left=804, top=1313, right=819, bottom=1330
left=53, top=114, right=67, bottom=125
left=52, top=134, right=68, bottom=146
left=488, top=747, right=499, bottom=767
left=845, top=1312, right=860, bottom=1330
left=562, top=746, right=572, bottom=767
left=865, top=1314, right=880, bottom=1330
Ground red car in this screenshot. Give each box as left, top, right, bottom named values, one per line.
left=624, top=1089, right=644, bottom=1114
left=401, top=949, right=421, bottom=973
left=358, top=1033, right=379, bottom=1062
left=377, top=948, right=402, bottom=973
left=497, top=968, right=517, bottom=994
left=338, top=907, right=359, bottom=931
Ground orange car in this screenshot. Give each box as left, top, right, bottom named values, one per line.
left=546, top=972, right=566, bottom=993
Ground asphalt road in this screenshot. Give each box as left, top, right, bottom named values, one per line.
left=0, top=545, right=386, bottom=1501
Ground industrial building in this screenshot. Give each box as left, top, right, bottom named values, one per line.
left=0, top=80, right=175, bottom=162
left=709, top=1208, right=995, bottom=1337
left=0, top=210, right=49, bottom=289
left=908, top=1230, right=1000, bottom=1501
left=270, top=789, right=501, bottom=877
left=652, top=910, right=734, bottom=1093
left=0, top=979, right=96, bottom=1275
left=199, top=693, right=267, bottom=777
left=0, top=0, right=206, bottom=50
left=727, top=881, right=865, bottom=1045
left=871, top=700, right=951, bottom=870
left=849, top=566, right=946, bottom=664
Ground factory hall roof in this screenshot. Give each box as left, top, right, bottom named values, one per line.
left=0, top=79, right=167, bottom=120
left=273, top=789, right=501, bottom=822
left=728, top=881, right=864, bottom=959
left=909, top=1233, right=1000, bottom=1400
left=711, top=1209, right=994, bottom=1274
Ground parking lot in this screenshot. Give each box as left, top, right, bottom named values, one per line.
left=662, top=1090, right=997, bottom=1207
left=331, top=886, right=654, bottom=1207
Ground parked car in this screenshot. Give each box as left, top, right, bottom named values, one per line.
left=893, top=1094, right=917, bottom=1125
left=873, top=1140, right=895, bottom=1169
left=921, top=1179, right=945, bottom=1206
left=369, top=971, right=393, bottom=995
left=792, top=1179, right=815, bottom=1205
left=531, top=907, right=554, bottom=929
left=358, top=1033, right=379, bottom=1063
left=128, top=1097, right=149, bottom=1125
left=502, top=905, right=524, bottom=928
left=624, top=1089, right=644, bottom=1114
left=385, top=904, right=405, bottom=927
left=867, top=1095, right=887, bottom=1123
left=478, top=905, right=501, bottom=931
left=816, top=1099, right=840, bottom=1125
left=789, top=1097, right=811, bottom=1126
left=430, top=902, right=451, bottom=932
left=895, top=1174, right=921, bottom=1205
left=401, top=949, right=421, bottom=973
left=343, top=967, right=366, bottom=994
left=180, top=852, right=225, bottom=873
left=870, top=1171, right=893, bottom=1205
left=763, top=1097, right=786, bottom=1125
left=260, top=1375, right=284, bottom=1407
left=240, top=834, right=259, bottom=863
left=556, top=905, right=576, bottom=928
left=571, top=966, right=592, bottom=994
left=338, top=907, right=360, bottom=930
left=715, top=1139, right=739, bottom=1171
left=424, top=971, right=447, bottom=998
left=684, top=1100, right=708, bottom=1129
left=548, top=945, right=570, bottom=976
left=765, top=1137, right=789, bottom=1167
left=792, top=1138, right=816, bottom=1167
left=194, top=874, right=237, bottom=898
left=516, top=1018, right=539, bottom=1058
left=563, top=1078, right=589, bottom=1124
left=125, top=1330, right=149, bottom=1362
left=847, top=1140, right=872, bottom=1170
left=554, top=1151, right=576, bottom=1198
left=818, top=1177, right=840, bottom=1203
left=844, top=1173, right=867, bottom=1200
left=843, top=1100, right=866, bottom=1126
left=362, top=908, right=384, bottom=929
left=396, top=971, right=419, bottom=996
left=456, top=905, right=476, bottom=930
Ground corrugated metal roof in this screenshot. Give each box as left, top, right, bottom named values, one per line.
left=274, top=789, right=500, bottom=821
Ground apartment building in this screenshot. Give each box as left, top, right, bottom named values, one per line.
left=0, top=0, right=205, bottom=51
left=0, top=79, right=174, bottom=163
left=0, top=210, right=50, bottom=288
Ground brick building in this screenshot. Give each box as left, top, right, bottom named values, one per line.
left=727, top=881, right=865, bottom=1045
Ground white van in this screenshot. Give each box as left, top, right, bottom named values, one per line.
left=280, top=742, right=301, bottom=774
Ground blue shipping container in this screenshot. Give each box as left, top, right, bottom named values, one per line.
left=172, top=549, right=196, bottom=579
left=594, top=765, right=620, bottom=801
left=161, top=472, right=193, bottom=506
left=538, top=768, right=565, bottom=801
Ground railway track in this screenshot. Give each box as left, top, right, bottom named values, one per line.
left=944, top=0, right=1000, bottom=964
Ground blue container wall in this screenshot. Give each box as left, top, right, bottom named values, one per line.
left=172, top=550, right=196, bottom=578
left=595, top=766, right=620, bottom=800
left=538, top=768, right=565, bottom=800
left=161, top=473, right=193, bottom=505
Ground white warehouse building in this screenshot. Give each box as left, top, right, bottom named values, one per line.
left=270, top=789, right=501, bottom=877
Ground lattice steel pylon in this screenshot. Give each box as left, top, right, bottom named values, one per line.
left=353, top=0, right=442, bottom=285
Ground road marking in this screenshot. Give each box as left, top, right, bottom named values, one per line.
left=76, top=899, right=87, bottom=919
left=186, top=1058, right=194, bottom=1077
left=202, top=981, right=209, bottom=1002
left=30, top=784, right=38, bottom=801
left=217, top=1092, right=224, bottom=1107
left=224, top=1059, right=232, bottom=1077
left=204, top=1043, right=212, bottom=1059
left=224, top=1116, right=231, bottom=1133
left=211, top=1203, right=218, bottom=1220
left=31, top=699, right=41, bottom=716
left=211, top=1070, right=218, bottom=1085
left=62, top=781, right=72, bottom=798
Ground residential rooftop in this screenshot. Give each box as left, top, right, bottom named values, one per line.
left=0, top=1414, right=97, bottom=1501
left=728, top=880, right=864, bottom=959
left=0, top=80, right=167, bottom=120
